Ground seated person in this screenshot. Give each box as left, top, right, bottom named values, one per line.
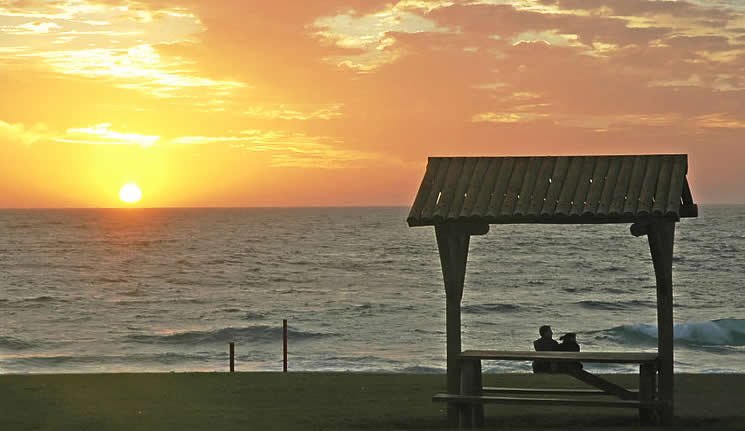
left=557, top=332, right=583, bottom=371
left=557, top=332, right=580, bottom=352
left=532, top=325, right=559, bottom=373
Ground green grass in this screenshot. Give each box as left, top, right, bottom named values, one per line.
left=2, top=373, right=744, bottom=430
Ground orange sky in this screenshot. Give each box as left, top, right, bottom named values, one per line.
left=1, top=0, right=744, bottom=207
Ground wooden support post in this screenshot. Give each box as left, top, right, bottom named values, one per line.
left=283, top=319, right=288, bottom=373
left=639, top=362, right=658, bottom=424
left=647, top=221, right=675, bottom=425
left=435, top=223, right=475, bottom=428
left=229, top=342, right=235, bottom=373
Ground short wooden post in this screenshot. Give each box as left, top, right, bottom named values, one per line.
left=460, top=358, right=484, bottom=428
left=229, top=342, right=235, bottom=373
left=283, top=319, right=288, bottom=373
left=647, top=221, right=675, bottom=425
left=639, top=362, right=658, bottom=424
left=460, top=359, right=478, bottom=429
left=474, top=362, right=484, bottom=428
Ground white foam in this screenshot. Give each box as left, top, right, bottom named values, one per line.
left=627, top=319, right=745, bottom=346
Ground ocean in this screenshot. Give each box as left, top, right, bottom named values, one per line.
left=1, top=206, right=743, bottom=374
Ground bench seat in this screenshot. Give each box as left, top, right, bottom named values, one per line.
left=443, top=350, right=662, bottom=428
left=433, top=393, right=659, bottom=409
left=482, top=387, right=638, bottom=396
left=461, top=350, right=659, bottom=364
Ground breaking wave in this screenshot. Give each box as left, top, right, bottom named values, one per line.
left=0, top=335, right=34, bottom=350
left=600, top=319, right=745, bottom=347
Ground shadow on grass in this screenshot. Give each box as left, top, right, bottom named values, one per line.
left=352, top=414, right=741, bottom=431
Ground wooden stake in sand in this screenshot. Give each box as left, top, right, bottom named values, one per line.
left=283, top=319, right=288, bottom=372
left=229, top=342, right=235, bottom=373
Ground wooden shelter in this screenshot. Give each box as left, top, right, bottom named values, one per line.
left=407, top=155, right=697, bottom=426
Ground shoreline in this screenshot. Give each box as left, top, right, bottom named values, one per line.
left=3, top=372, right=744, bottom=430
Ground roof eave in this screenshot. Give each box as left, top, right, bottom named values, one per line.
left=408, top=213, right=685, bottom=227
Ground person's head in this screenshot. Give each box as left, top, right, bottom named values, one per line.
left=539, top=325, right=553, bottom=338
left=560, top=333, right=577, bottom=342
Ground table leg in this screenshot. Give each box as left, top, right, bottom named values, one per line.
left=639, top=362, right=658, bottom=425
left=460, top=359, right=480, bottom=429
left=473, top=360, right=484, bottom=428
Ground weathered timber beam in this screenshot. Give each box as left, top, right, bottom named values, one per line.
left=679, top=204, right=698, bottom=218
left=435, top=223, right=472, bottom=428
left=630, top=222, right=650, bottom=237
left=566, top=368, right=638, bottom=400
left=630, top=217, right=679, bottom=237
left=438, top=221, right=489, bottom=236
left=647, top=221, right=676, bottom=426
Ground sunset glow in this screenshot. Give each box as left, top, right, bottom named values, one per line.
left=119, top=184, right=142, bottom=204
left=2, top=0, right=745, bottom=207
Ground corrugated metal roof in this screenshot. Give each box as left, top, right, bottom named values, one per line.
left=407, top=155, right=697, bottom=227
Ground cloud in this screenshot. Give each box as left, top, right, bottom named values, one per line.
left=4, top=0, right=745, bottom=203
left=57, top=123, right=159, bottom=147
left=1, top=0, right=223, bottom=102
left=0, top=120, right=49, bottom=145
left=27, top=44, right=246, bottom=99
left=168, top=129, right=387, bottom=168
left=538, top=0, right=736, bottom=21
left=311, top=2, right=450, bottom=71
left=1, top=21, right=61, bottom=34
left=695, top=113, right=745, bottom=129
left=243, top=104, right=344, bottom=120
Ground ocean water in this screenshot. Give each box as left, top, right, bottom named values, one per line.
left=0, top=206, right=743, bottom=374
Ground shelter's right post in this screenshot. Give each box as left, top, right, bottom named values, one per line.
left=647, top=221, right=675, bottom=426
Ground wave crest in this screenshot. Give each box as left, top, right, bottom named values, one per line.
left=603, top=319, right=745, bottom=346
left=0, top=335, right=34, bottom=350
left=463, top=303, right=521, bottom=313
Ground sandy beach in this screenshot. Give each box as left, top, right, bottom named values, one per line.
left=3, top=372, right=744, bottom=430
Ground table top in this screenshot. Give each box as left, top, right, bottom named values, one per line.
left=461, top=350, right=659, bottom=364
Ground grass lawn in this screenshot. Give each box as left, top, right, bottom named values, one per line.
left=2, top=373, right=744, bottom=430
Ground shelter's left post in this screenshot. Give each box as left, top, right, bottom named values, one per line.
left=435, top=222, right=487, bottom=428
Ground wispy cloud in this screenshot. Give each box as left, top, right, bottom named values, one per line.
left=695, top=113, right=745, bottom=129
left=1, top=21, right=61, bottom=34
left=169, top=129, right=385, bottom=168
left=56, top=123, right=159, bottom=147
left=1, top=0, right=227, bottom=100
left=243, top=104, right=344, bottom=120
left=0, top=120, right=49, bottom=145
left=26, top=44, right=245, bottom=98
left=311, top=1, right=451, bottom=71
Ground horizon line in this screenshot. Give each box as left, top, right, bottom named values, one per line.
left=1, top=202, right=744, bottom=210
left=0, top=205, right=413, bottom=210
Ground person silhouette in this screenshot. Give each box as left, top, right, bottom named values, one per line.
left=532, top=325, right=559, bottom=373
left=557, top=332, right=583, bottom=371
left=557, top=332, right=580, bottom=352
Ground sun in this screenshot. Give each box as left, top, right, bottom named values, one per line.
left=119, top=183, right=142, bottom=204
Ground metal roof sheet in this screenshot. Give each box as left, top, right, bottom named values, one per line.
left=407, top=155, right=697, bottom=227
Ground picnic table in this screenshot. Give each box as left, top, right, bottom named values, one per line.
left=433, top=350, right=662, bottom=429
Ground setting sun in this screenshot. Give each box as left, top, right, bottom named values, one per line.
left=119, top=183, right=142, bottom=204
